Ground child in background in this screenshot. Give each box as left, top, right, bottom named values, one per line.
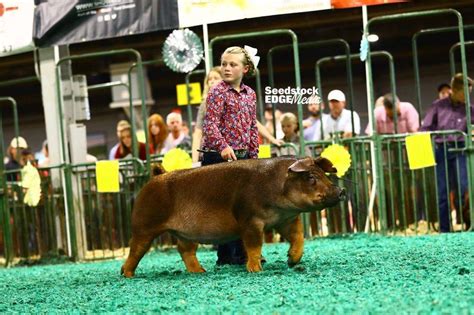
left=278, top=112, right=311, bottom=157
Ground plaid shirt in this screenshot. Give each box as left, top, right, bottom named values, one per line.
left=202, top=80, right=259, bottom=158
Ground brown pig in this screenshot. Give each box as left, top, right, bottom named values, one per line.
left=121, top=156, right=345, bottom=277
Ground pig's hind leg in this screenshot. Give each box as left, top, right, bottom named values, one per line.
left=241, top=222, right=265, bottom=272
left=276, top=216, right=304, bottom=267
left=177, top=239, right=206, bottom=273
left=121, top=234, right=154, bottom=278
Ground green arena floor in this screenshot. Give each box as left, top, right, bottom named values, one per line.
left=0, top=233, right=473, bottom=313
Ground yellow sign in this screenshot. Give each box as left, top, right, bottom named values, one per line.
left=258, top=144, right=271, bottom=158
left=176, top=82, right=202, bottom=106
left=320, top=144, right=351, bottom=178
left=96, top=160, right=120, bottom=193
left=405, top=133, right=436, bottom=170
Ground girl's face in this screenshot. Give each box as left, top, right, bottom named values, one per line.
left=150, top=122, right=160, bottom=136
left=282, top=121, right=297, bottom=137
left=121, top=130, right=132, bottom=148
left=221, top=53, right=248, bottom=86
left=207, top=71, right=222, bottom=88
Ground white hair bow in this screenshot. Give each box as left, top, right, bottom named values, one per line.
left=244, top=45, right=260, bottom=68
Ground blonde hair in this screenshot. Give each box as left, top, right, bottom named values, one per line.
left=221, top=46, right=256, bottom=76
left=147, top=114, right=168, bottom=153
left=280, top=112, right=299, bottom=132
left=202, top=66, right=223, bottom=97
left=451, top=73, right=473, bottom=92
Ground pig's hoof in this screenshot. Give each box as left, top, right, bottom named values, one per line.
left=287, top=258, right=301, bottom=268
left=121, top=265, right=135, bottom=278
left=246, top=261, right=263, bottom=273
left=189, top=266, right=206, bottom=273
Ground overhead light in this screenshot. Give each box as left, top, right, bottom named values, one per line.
left=367, top=34, right=379, bottom=42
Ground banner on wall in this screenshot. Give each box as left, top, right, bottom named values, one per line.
left=0, top=0, right=35, bottom=57
left=177, top=0, right=331, bottom=28
left=331, top=0, right=407, bottom=9
left=33, top=0, right=179, bottom=47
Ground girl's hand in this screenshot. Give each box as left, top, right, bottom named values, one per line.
left=221, top=146, right=237, bottom=161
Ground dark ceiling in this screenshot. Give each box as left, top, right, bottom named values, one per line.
left=1, top=0, right=474, bottom=118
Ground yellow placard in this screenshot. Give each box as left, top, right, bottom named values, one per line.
left=258, top=144, right=271, bottom=158
left=176, top=82, right=202, bottom=106
left=96, top=160, right=120, bottom=193
left=320, top=144, right=352, bottom=178
left=405, top=133, right=436, bottom=170
left=136, top=129, right=145, bottom=143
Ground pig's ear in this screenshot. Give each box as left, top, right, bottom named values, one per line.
left=288, top=157, right=314, bottom=173
left=314, top=157, right=337, bottom=173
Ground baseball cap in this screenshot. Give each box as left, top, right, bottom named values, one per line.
left=10, top=136, right=28, bottom=148
left=116, top=120, right=131, bottom=132
left=327, top=89, right=346, bottom=102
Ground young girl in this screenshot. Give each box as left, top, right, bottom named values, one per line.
left=147, top=113, right=169, bottom=155
left=114, top=126, right=147, bottom=160
left=201, top=46, right=259, bottom=266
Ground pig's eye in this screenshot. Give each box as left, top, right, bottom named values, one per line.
left=308, top=174, right=316, bottom=185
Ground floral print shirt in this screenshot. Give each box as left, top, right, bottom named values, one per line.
left=202, top=80, right=259, bottom=158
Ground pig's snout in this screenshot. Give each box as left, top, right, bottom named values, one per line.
left=338, top=188, right=346, bottom=201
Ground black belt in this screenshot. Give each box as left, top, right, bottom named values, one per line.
left=199, top=148, right=248, bottom=159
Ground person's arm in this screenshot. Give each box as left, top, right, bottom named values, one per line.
left=407, top=104, right=420, bottom=132
left=256, top=120, right=284, bottom=146
left=191, top=128, right=202, bottom=163
left=202, top=90, right=228, bottom=153
left=420, top=102, right=438, bottom=131
left=248, top=92, right=259, bottom=159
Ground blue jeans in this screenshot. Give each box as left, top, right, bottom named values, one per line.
left=202, top=151, right=248, bottom=265
left=435, top=144, right=468, bottom=232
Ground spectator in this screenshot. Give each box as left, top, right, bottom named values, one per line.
left=437, top=83, right=451, bottom=100
left=264, top=105, right=283, bottom=140
left=147, top=114, right=169, bottom=155
left=278, top=112, right=311, bottom=157
left=322, top=89, right=361, bottom=139
left=421, top=73, right=473, bottom=232
left=114, top=126, right=147, bottom=160
left=5, top=136, right=28, bottom=181
left=365, top=93, right=419, bottom=135
left=109, top=120, right=131, bottom=160
left=202, top=46, right=259, bottom=266
left=163, top=112, right=191, bottom=152
left=303, top=100, right=326, bottom=141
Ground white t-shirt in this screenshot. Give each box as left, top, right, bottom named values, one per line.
left=322, top=109, right=361, bottom=139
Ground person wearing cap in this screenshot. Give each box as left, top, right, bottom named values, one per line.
left=303, top=99, right=327, bottom=142
left=421, top=73, right=474, bottom=232
left=365, top=93, right=419, bottom=135
left=322, top=89, right=361, bottom=139
left=109, top=120, right=131, bottom=160
left=5, top=136, right=28, bottom=181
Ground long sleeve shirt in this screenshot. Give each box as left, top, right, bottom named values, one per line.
left=202, top=80, right=259, bottom=158
left=420, top=97, right=474, bottom=142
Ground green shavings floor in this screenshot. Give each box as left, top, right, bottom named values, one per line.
left=0, top=233, right=473, bottom=313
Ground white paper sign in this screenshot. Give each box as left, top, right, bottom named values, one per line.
left=0, top=0, right=35, bottom=57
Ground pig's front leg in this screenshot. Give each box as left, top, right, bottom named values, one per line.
left=241, top=221, right=264, bottom=272
left=177, top=239, right=206, bottom=273
left=277, top=216, right=304, bottom=267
